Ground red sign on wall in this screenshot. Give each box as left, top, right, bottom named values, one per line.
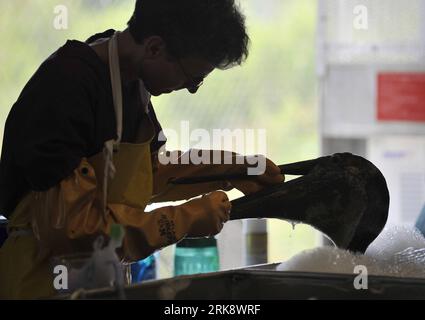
left=377, top=73, right=425, bottom=122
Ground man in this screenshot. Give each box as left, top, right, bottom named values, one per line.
left=0, top=0, right=283, bottom=299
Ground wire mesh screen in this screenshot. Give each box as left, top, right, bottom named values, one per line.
left=320, top=0, right=425, bottom=65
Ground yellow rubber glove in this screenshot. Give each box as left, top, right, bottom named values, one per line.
left=151, top=150, right=284, bottom=201
left=119, top=191, right=231, bottom=261
left=26, top=159, right=231, bottom=262
left=228, top=157, right=284, bottom=195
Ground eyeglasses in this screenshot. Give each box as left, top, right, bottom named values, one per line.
left=176, top=59, right=204, bottom=93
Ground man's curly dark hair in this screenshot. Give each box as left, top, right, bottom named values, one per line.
left=128, top=0, right=249, bottom=69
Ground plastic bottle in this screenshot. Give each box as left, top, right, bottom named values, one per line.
left=243, top=220, right=268, bottom=266
left=65, top=224, right=126, bottom=296
left=174, top=237, right=219, bottom=276
left=131, top=254, right=157, bottom=283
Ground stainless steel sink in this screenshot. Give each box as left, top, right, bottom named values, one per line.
left=64, top=263, right=425, bottom=300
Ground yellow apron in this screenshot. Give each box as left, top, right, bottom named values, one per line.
left=0, top=31, right=155, bottom=299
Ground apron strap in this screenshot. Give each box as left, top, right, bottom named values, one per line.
left=108, top=32, right=123, bottom=145
left=102, top=32, right=122, bottom=218
left=102, top=31, right=152, bottom=218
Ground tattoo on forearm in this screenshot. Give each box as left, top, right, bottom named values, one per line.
left=158, top=214, right=177, bottom=244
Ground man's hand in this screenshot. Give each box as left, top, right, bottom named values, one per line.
left=151, top=150, right=285, bottom=202
left=229, top=157, right=284, bottom=195
left=184, top=191, right=231, bottom=237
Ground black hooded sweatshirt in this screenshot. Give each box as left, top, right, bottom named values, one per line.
left=0, top=29, right=165, bottom=217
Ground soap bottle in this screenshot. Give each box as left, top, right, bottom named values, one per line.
left=174, top=237, right=219, bottom=276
